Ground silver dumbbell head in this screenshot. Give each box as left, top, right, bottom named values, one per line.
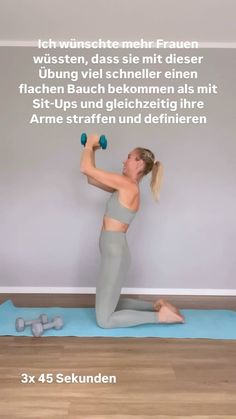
left=32, top=322, right=44, bottom=337
left=38, top=314, right=48, bottom=324
left=15, top=318, right=25, bottom=332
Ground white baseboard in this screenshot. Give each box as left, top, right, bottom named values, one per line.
left=0, top=287, right=236, bottom=296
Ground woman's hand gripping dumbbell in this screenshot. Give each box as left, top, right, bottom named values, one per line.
left=31, top=316, right=64, bottom=337
left=81, top=133, right=107, bottom=150
left=15, top=314, right=48, bottom=332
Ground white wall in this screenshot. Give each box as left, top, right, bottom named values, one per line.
left=0, top=0, right=235, bottom=293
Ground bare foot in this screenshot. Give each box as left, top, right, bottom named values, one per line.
left=154, top=298, right=181, bottom=316
left=157, top=305, right=185, bottom=324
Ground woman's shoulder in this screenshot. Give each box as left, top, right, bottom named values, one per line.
left=119, top=180, right=139, bottom=195
left=118, top=183, right=140, bottom=210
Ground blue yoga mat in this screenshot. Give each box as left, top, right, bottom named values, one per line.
left=0, top=299, right=236, bottom=340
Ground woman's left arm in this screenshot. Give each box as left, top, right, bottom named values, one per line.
left=80, top=134, right=99, bottom=173
left=80, top=146, right=96, bottom=173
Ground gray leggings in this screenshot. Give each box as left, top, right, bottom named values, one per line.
left=95, top=230, right=158, bottom=328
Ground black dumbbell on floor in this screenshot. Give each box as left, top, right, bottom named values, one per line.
left=15, top=314, right=48, bottom=332
left=32, top=316, right=64, bottom=337
left=81, top=133, right=107, bottom=149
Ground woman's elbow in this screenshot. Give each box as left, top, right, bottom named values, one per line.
left=80, top=166, right=88, bottom=174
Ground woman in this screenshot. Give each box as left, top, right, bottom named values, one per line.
left=80, top=134, right=185, bottom=328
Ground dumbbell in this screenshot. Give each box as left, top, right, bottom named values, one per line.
left=31, top=316, right=64, bottom=337
left=15, top=314, right=48, bottom=332
left=81, top=133, right=107, bottom=150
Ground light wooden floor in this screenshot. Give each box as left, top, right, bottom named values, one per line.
left=0, top=294, right=236, bottom=418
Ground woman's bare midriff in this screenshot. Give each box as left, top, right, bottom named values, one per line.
left=102, top=216, right=129, bottom=233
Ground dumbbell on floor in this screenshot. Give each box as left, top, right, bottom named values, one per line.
left=15, top=314, right=48, bottom=332
left=32, top=316, right=63, bottom=337
left=81, top=133, right=107, bottom=150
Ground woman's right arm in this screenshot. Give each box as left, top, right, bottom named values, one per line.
left=81, top=140, right=127, bottom=192
left=85, top=149, right=116, bottom=193
left=87, top=176, right=115, bottom=192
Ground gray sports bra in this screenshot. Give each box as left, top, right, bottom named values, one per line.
left=104, top=191, right=137, bottom=225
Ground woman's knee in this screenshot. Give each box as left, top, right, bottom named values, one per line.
left=95, top=311, right=111, bottom=329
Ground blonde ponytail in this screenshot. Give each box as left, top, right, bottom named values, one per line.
left=135, top=147, right=164, bottom=202
left=150, top=161, right=164, bottom=202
